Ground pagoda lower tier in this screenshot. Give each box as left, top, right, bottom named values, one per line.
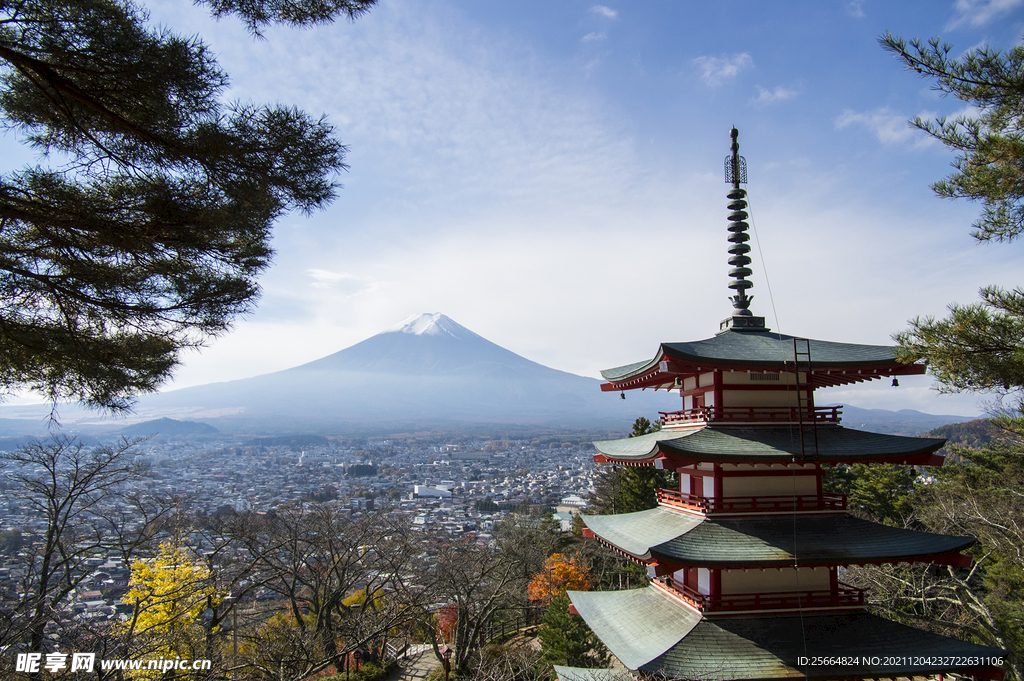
left=567, top=585, right=1007, bottom=681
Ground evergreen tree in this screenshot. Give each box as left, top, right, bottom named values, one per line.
left=0, top=0, right=374, bottom=410
left=881, top=33, right=1024, bottom=413
left=843, top=438, right=1024, bottom=681
left=629, top=416, right=659, bottom=437
left=881, top=33, right=1024, bottom=243
left=615, top=467, right=670, bottom=514
left=617, top=416, right=673, bottom=513
left=586, top=465, right=623, bottom=516
left=825, top=463, right=918, bottom=524
left=537, top=592, right=608, bottom=670
left=588, top=417, right=674, bottom=514
left=868, top=33, right=1024, bottom=679
left=895, top=286, right=1024, bottom=413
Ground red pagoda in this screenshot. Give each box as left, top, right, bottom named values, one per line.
left=561, top=129, right=1007, bottom=681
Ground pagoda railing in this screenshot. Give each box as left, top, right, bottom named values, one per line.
left=659, top=406, right=841, bottom=428
left=660, top=578, right=865, bottom=613
left=656, top=489, right=847, bottom=514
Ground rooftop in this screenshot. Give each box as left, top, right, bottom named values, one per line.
left=568, top=586, right=1006, bottom=680
left=592, top=425, right=946, bottom=466
left=601, top=330, right=925, bottom=392
left=581, top=508, right=974, bottom=568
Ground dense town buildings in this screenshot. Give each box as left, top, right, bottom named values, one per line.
left=0, top=432, right=601, bottom=622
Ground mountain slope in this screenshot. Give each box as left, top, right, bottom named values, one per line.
left=132, top=313, right=679, bottom=432
left=292, top=313, right=549, bottom=375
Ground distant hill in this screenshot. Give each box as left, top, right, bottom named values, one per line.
left=0, top=435, right=41, bottom=451
left=834, top=405, right=978, bottom=436
left=925, top=419, right=1004, bottom=449
left=121, top=418, right=219, bottom=438
left=0, top=417, right=53, bottom=438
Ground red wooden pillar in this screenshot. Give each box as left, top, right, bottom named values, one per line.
left=713, top=371, right=724, bottom=421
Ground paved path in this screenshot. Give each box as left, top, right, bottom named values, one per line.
left=389, top=645, right=440, bottom=681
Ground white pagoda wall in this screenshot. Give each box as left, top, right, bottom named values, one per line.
left=721, top=370, right=803, bottom=385
left=722, top=474, right=816, bottom=497
left=721, top=389, right=800, bottom=408
left=721, top=566, right=830, bottom=594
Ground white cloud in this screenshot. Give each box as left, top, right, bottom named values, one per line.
left=590, top=5, right=618, bottom=19
left=947, top=0, right=1024, bottom=28
left=217, top=0, right=642, bottom=227
left=847, top=0, right=865, bottom=18
left=581, top=31, right=606, bottom=42
left=116, top=0, right=1010, bottom=422
left=693, top=53, right=753, bottom=86
left=834, top=107, right=935, bottom=147
left=751, top=85, right=798, bottom=105
left=306, top=269, right=371, bottom=294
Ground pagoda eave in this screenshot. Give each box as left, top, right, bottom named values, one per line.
left=568, top=587, right=1007, bottom=681
left=584, top=535, right=973, bottom=575
left=582, top=509, right=976, bottom=568
left=601, top=360, right=925, bottom=393
left=599, top=332, right=927, bottom=390
left=592, top=426, right=946, bottom=467
left=594, top=451, right=946, bottom=468
left=637, top=550, right=973, bottom=573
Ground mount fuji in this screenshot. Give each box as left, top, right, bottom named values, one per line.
left=122, top=313, right=681, bottom=433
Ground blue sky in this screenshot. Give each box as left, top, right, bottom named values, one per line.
left=9, top=0, right=1024, bottom=418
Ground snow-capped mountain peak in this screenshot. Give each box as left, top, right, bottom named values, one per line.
left=384, top=313, right=477, bottom=340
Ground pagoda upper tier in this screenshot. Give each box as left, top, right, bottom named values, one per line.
left=601, top=329, right=925, bottom=393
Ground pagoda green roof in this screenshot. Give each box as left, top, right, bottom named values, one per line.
left=582, top=509, right=974, bottom=566
left=567, top=586, right=701, bottom=670
left=583, top=507, right=702, bottom=558
left=646, top=611, right=1006, bottom=680
left=601, top=330, right=907, bottom=382
left=593, top=425, right=945, bottom=464
left=569, top=587, right=1006, bottom=680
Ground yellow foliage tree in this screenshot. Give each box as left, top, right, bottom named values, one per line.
left=527, top=553, right=593, bottom=606
left=120, top=541, right=224, bottom=674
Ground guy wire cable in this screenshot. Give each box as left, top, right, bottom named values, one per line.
left=746, top=193, right=810, bottom=672
left=746, top=199, right=781, bottom=335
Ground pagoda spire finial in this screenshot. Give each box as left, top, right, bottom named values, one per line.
left=720, top=127, right=767, bottom=332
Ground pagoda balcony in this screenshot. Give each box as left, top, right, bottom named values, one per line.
left=656, top=488, right=848, bottom=515
left=659, top=405, right=842, bottom=428
left=658, top=577, right=866, bottom=614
